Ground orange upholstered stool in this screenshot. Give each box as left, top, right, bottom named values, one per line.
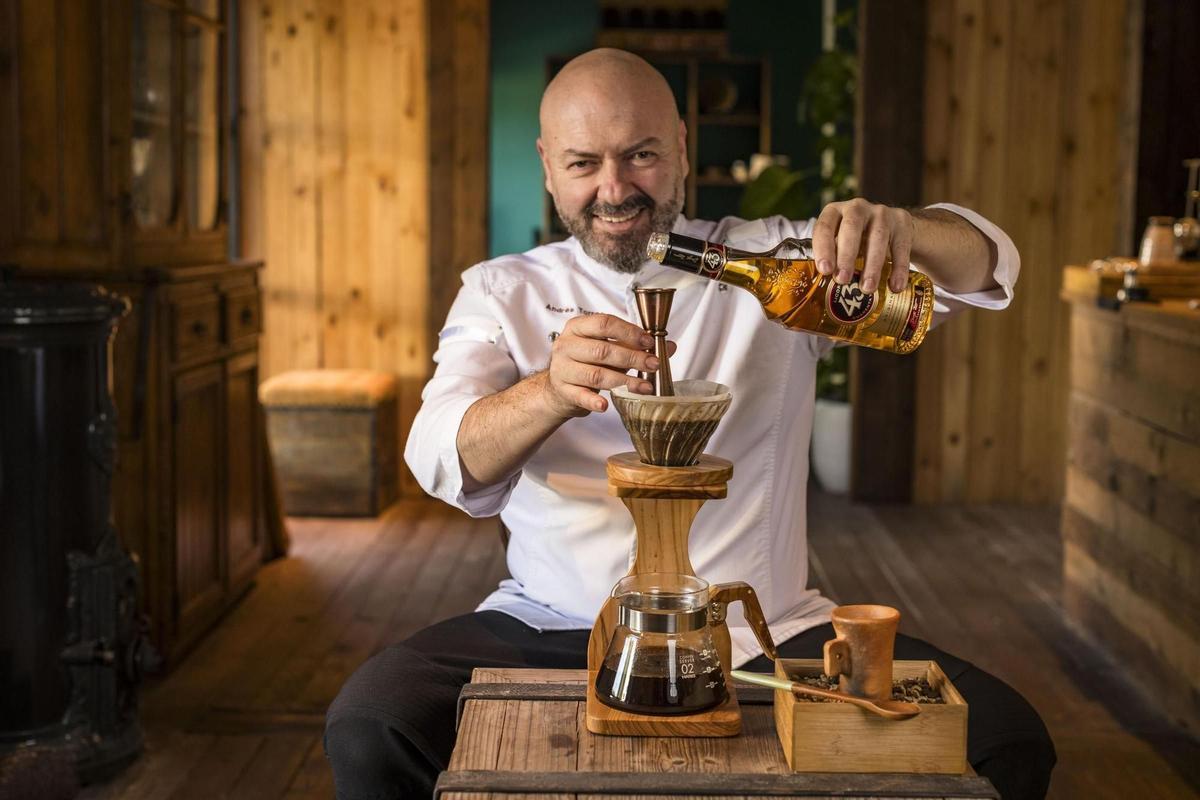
left=260, top=370, right=399, bottom=516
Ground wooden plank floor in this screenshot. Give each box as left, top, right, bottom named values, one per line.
left=80, top=493, right=1199, bottom=799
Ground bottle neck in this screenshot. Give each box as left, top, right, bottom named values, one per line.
left=654, top=233, right=751, bottom=281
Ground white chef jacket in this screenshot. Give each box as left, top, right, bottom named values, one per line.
left=404, top=204, right=1018, bottom=667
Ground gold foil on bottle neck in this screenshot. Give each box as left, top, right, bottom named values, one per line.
left=646, top=232, right=669, bottom=263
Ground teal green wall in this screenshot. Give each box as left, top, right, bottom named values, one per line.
left=488, top=1, right=837, bottom=258
left=729, top=0, right=824, bottom=187
left=489, top=0, right=598, bottom=257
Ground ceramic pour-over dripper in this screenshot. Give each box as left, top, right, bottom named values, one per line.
left=611, top=380, right=731, bottom=466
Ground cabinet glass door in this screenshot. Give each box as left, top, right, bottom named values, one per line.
left=131, top=1, right=177, bottom=229
left=130, top=0, right=231, bottom=251
left=185, top=22, right=221, bottom=231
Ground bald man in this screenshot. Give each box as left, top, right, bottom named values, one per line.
left=325, top=49, right=1054, bottom=800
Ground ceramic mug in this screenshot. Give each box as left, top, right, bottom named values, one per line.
left=822, top=604, right=900, bottom=702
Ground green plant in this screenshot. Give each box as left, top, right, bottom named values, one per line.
left=815, top=347, right=849, bottom=403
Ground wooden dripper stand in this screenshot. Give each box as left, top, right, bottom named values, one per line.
left=585, top=288, right=777, bottom=737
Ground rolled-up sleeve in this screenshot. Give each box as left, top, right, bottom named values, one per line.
left=403, top=267, right=521, bottom=517
left=923, top=202, right=1019, bottom=319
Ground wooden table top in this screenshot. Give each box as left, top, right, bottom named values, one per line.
left=438, top=668, right=998, bottom=800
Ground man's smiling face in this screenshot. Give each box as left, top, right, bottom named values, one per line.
left=537, top=50, right=688, bottom=274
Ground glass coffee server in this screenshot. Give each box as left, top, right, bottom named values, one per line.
left=597, top=574, right=727, bottom=715
left=596, top=573, right=779, bottom=716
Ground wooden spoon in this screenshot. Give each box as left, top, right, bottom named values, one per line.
left=731, top=670, right=921, bottom=720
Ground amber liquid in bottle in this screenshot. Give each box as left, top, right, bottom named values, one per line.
left=647, top=232, right=934, bottom=354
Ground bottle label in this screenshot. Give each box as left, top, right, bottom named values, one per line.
left=860, top=279, right=929, bottom=342
left=700, top=243, right=727, bottom=279
left=826, top=277, right=875, bottom=323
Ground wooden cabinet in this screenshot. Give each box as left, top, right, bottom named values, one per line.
left=100, top=264, right=268, bottom=664
left=0, top=0, right=233, bottom=269
left=0, top=1, right=271, bottom=665
left=225, top=350, right=263, bottom=592
left=173, top=362, right=226, bottom=638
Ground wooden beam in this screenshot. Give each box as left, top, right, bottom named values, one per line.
left=850, top=0, right=926, bottom=503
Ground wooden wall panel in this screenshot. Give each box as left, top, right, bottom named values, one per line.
left=256, top=0, right=321, bottom=377
left=914, top=0, right=1134, bottom=504
left=428, top=0, right=490, bottom=360
left=316, top=0, right=348, bottom=369
left=377, top=0, right=431, bottom=498
left=911, top=0, right=953, bottom=504
left=333, top=0, right=373, bottom=371
left=288, top=0, right=322, bottom=371
left=241, top=0, right=488, bottom=499
left=1010, top=0, right=1066, bottom=504
left=965, top=0, right=1016, bottom=503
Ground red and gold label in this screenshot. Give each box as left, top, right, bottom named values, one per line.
left=826, top=276, right=876, bottom=324
left=700, top=242, right=728, bottom=279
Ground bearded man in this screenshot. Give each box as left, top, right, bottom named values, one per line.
left=324, top=48, right=1055, bottom=800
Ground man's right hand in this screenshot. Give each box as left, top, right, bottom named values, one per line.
left=541, top=313, right=667, bottom=417
left=456, top=313, right=675, bottom=491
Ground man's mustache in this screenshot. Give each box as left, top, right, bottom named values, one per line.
left=587, top=193, right=654, bottom=219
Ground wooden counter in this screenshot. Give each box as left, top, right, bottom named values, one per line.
left=1060, top=266, right=1200, bottom=734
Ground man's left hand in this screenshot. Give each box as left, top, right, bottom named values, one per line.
left=811, top=198, right=914, bottom=295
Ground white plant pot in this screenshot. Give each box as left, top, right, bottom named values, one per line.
left=811, top=398, right=852, bottom=494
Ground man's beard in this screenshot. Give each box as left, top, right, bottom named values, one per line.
left=557, top=182, right=683, bottom=274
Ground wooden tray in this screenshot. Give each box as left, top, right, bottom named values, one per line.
left=774, top=659, right=968, bottom=774
left=441, top=667, right=999, bottom=799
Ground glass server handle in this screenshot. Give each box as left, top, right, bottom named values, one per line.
left=709, top=582, right=779, bottom=661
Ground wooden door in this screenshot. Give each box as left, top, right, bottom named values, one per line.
left=172, top=362, right=226, bottom=644
left=224, top=349, right=261, bottom=593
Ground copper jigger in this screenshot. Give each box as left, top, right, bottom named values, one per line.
left=634, top=287, right=675, bottom=396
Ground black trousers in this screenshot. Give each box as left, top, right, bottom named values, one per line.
left=325, top=611, right=1055, bottom=800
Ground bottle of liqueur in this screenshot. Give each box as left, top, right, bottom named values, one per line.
left=646, top=232, right=934, bottom=354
